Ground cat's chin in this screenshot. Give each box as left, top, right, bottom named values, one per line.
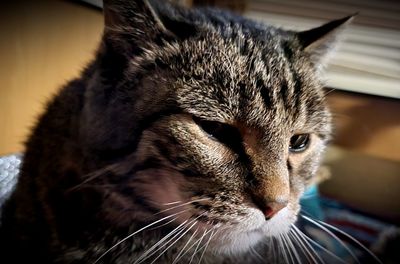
left=210, top=207, right=295, bottom=255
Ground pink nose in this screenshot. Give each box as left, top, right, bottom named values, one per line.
left=263, top=201, right=288, bottom=219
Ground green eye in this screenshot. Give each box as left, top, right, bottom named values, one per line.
left=289, top=134, right=310, bottom=153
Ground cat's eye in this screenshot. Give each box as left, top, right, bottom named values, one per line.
left=289, top=134, right=310, bottom=153
left=193, top=117, right=243, bottom=151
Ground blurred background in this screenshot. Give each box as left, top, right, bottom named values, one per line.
left=0, top=0, right=399, bottom=262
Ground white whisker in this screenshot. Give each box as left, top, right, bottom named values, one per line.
left=156, top=198, right=210, bottom=215
left=296, top=227, right=347, bottom=264
left=94, top=209, right=189, bottom=263
left=172, top=228, right=199, bottom=264
left=301, top=215, right=360, bottom=264
left=149, top=218, right=201, bottom=264
left=291, top=225, right=324, bottom=264
left=289, top=231, right=313, bottom=263
left=314, top=217, right=383, bottom=264
left=134, top=219, right=190, bottom=264
left=277, top=234, right=290, bottom=264
left=284, top=233, right=302, bottom=264
left=198, top=228, right=217, bottom=264
left=249, top=244, right=263, bottom=262
left=189, top=229, right=208, bottom=264
left=300, top=193, right=318, bottom=200
left=163, top=201, right=183, bottom=205
left=148, top=216, right=179, bottom=231
left=282, top=233, right=296, bottom=264
left=270, top=237, right=277, bottom=262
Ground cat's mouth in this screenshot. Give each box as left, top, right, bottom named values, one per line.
left=154, top=200, right=297, bottom=255
left=199, top=206, right=296, bottom=254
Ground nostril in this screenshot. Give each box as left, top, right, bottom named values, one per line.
left=264, top=206, right=275, bottom=219
left=264, top=201, right=288, bottom=220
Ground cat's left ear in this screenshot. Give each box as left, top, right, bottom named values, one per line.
left=103, top=0, right=197, bottom=55
left=297, top=14, right=355, bottom=66
left=103, top=0, right=169, bottom=43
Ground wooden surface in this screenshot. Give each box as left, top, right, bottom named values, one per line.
left=327, top=90, right=400, bottom=162
left=320, top=146, right=400, bottom=223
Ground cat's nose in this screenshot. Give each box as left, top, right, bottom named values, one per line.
left=263, top=200, right=288, bottom=219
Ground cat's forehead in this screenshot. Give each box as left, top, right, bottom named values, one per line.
left=128, top=20, right=328, bottom=134
left=167, top=30, right=323, bottom=127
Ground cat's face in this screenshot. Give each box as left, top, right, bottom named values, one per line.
left=85, top=0, right=349, bottom=256
left=125, top=31, right=330, bottom=254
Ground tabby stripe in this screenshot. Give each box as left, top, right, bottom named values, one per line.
left=279, top=80, right=291, bottom=109
left=286, top=160, right=293, bottom=174
left=255, top=73, right=272, bottom=108
left=294, top=73, right=303, bottom=113
left=282, top=41, right=303, bottom=114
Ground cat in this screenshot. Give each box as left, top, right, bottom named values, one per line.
left=0, top=0, right=353, bottom=263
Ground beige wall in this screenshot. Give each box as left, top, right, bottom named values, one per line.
left=0, top=0, right=102, bottom=155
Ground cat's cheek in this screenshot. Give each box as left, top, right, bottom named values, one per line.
left=135, top=169, right=187, bottom=210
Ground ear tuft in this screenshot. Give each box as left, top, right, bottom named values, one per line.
left=102, top=0, right=198, bottom=55
left=297, top=14, right=356, bottom=66
left=103, top=0, right=167, bottom=36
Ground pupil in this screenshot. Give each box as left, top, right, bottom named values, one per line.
left=201, top=121, right=222, bottom=138
left=289, top=134, right=309, bottom=152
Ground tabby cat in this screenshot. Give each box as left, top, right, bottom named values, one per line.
left=0, top=0, right=353, bottom=263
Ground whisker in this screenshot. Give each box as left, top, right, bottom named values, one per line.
left=179, top=227, right=215, bottom=264
left=301, top=215, right=360, bottom=264
left=67, top=170, right=109, bottom=192
left=295, top=226, right=347, bottom=264
left=277, top=234, right=291, bottom=264
left=249, top=244, right=263, bottom=262
left=155, top=198, right=211, bottom=215
left=291, top=225, right=324, bottom=264
left=300, top=193, right=318, bottom=200
left=189, top=229, right=208, bottom=264
left=270, top=237, right=277, bottom=262
left=163, top=201, right=183, bottom=205
left=313, top=217, right=383, bottom=264
left=172, top=228, right=199, bottom=264
left=68, top=163, right=126, bottom=192
left=284, top=233, right=297, bottom=264
left=198, top=228, right=217, bottom=264
left=134, top=219, right=190, bottom=264
left=323, top=88, right=337, bottom=97
left=148, top=217, right=202, bottom=264
left=94, top=209, right=189, bottom=263
left=147, top=216, right=179, bottom=231
left=282, top=233, right=296, bottom=264
left=284, top=233, right=302, bottom=264
left=289, top=231, right=313, bottom=263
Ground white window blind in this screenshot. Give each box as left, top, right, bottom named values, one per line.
left=245, top=0, right=400, bottom=99
left=81, top=0, right=400, bottom=99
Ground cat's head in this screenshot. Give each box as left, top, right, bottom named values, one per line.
left=81, top=0, right=351, bottom=255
